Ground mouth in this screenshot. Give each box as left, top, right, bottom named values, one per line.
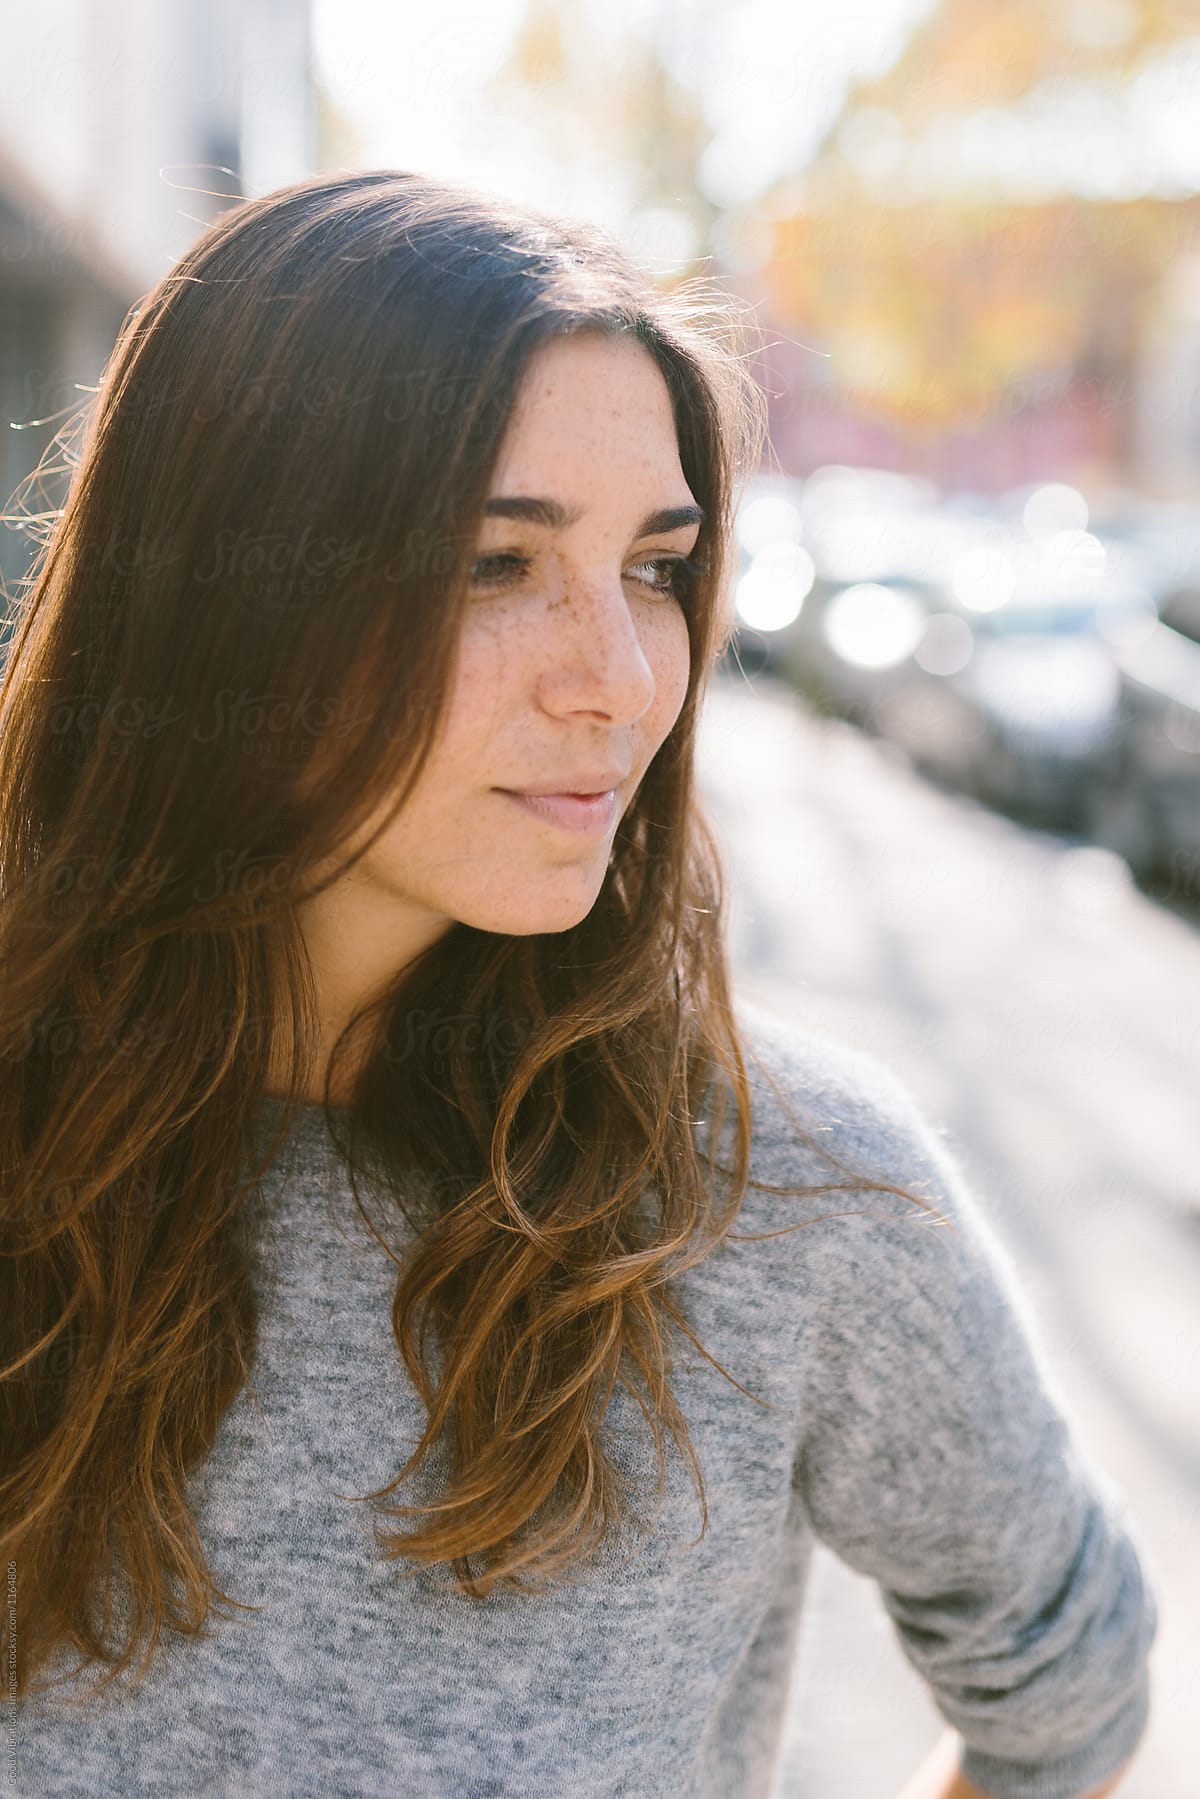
left=494, top=788, right=618, bottom=836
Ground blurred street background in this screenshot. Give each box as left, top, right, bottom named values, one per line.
left=2, top=1, right=1198, bottom=1793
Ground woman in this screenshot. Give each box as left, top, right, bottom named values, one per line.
left=0, top=170, right=1156, bottom=1798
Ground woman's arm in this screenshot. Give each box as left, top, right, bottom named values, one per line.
left=895, top=1726, right=1131, bottom=1799
left=773, top=1022, right=1159, bottom=1799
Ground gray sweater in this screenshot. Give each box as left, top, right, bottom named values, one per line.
left=4, top=1002, right=1158, bottom=1798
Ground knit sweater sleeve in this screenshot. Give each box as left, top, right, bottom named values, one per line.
left=741, top=1009, right=1159, bottom=1799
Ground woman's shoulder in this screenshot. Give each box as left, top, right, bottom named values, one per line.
left=729, top=996, right=960, bottom=1203
left=724, top=997, right=1030, bottom=1327
left=725, top=1000, right=1071, bottom=1459
left=733, top=996, right=928, bottom=1126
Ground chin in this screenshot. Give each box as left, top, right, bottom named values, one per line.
left=470, top=884, right=607, bottom=938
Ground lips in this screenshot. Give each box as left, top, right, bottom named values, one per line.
left=496, top=788, right=619, bottom=836
left=503, top=770, right=629, bottom=797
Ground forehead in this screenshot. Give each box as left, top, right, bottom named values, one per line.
left=497, top=333, right=682, bottom=466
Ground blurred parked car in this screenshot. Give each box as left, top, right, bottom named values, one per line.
left=943, top=573, right=1154, bottom=828
left=722, top=472, right=807, bottom=679
left=779, top=516, right=1157, bottom=833
left=724, top=465, right=948, bottom=680
left=1084, top=578, right=1200, bottom=887
left=727, top=472, right=1194, bottom=876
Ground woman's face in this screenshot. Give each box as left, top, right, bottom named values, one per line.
left=302, top=331, right=699, bottom=988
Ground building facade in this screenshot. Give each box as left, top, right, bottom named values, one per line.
left=0, top=0, right=316, bottom=603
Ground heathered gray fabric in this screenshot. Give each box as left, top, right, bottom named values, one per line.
left=5, top=1000, right=1158, bottom=1798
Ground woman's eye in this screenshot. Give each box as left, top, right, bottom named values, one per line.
left=468, top=552, right=701, bottom=599
left=469, top=553, right=530, bottom=589
left=629, top=556, right=697, bottom=598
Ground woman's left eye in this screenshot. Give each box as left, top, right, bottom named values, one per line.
left=468, top=553, right=699, bottom=599
left=631, top=556, right=695, bottom=596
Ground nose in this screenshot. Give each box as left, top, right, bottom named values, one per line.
left=535, top=574, right=659, bottom=725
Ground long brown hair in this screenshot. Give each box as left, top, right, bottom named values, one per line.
left=0, top=169, right=946, bottom=1699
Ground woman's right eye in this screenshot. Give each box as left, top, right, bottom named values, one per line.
left=469, top=553, right=530, bottom=590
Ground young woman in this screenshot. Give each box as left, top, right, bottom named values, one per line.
left=0, top=170, right=1156, bottom=1798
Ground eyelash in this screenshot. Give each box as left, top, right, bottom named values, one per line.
left=468, top=552, right=704, bottom=601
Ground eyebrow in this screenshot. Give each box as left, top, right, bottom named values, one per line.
left=483, top=496, right=705, bottom=536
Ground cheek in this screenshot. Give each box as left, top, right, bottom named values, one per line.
left=437, top=625, right=510, bottom=748
left=649, top=606, right=693, bottom=735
